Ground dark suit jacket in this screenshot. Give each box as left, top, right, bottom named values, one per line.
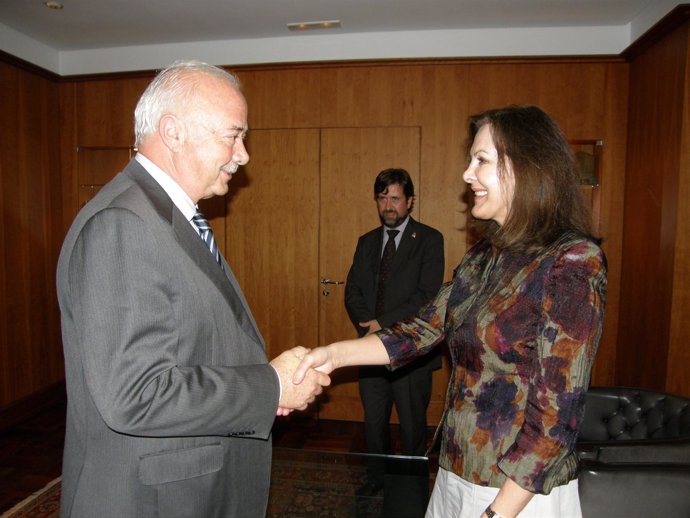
left=56, top=159, right=279, bottom=518
left=344, top=218, right=444, bottom=370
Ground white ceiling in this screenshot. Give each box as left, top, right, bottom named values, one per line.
left=0, top=0, right=683, bottom=76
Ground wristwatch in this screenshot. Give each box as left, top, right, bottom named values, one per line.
left=485, top=505, right=504, bottom=518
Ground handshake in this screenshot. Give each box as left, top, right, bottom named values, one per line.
left=268, top=336, right=387, bottom=416
left=269, top=345, right=333, bottom=416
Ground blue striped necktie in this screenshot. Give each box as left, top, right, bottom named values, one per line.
left=192, top=210, right=222, bottom=267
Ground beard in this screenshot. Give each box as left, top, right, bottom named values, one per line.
left=379, top=210, right=406, bottom=228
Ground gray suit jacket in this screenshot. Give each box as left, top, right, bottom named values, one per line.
left=57, top=159, right=279, bottom=517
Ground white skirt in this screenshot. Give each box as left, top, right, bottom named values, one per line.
left=426, top=468, right=582, bottom=518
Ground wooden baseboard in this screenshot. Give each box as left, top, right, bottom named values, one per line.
left=0, top=381, right=66, bottom=431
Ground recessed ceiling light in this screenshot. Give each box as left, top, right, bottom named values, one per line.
left=287, top=20, right=341, bottom=32
left=44, top=1, right=64, bottom=9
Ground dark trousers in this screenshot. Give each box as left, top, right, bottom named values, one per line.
left=358, top=363, right=433, bottom=483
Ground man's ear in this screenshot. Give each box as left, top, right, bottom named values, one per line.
left=159, top=114, right=184, bottom=152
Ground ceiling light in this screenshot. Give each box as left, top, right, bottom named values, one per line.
left=44, top=1, right=64, bottom=9
left=287, top=20, right=341, bottom=32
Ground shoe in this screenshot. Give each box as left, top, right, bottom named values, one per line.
left=355, top=480, right=384, bottom=496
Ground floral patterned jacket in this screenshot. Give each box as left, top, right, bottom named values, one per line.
left=377, top=232, right=607, bottom=494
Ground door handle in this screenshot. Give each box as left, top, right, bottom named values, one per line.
left=321, top=278, right=344, bottom=296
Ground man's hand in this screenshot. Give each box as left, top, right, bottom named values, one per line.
left=359, top=319, right=382, bottom=335
left=270, top=346, right=330, bottom=414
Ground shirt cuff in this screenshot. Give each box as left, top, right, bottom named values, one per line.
left=269, top=364, right=283, bottom=401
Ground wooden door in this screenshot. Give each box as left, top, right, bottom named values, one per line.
left=225, top=129, right=321, bottom=360
left=317, top=127, right=421, bottom=420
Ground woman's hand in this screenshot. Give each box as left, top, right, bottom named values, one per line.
left=292, top=346, right=336, bottom=384
left=292, top=334, right=391, bottom=385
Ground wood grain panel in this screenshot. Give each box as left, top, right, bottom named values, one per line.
left=666, top=34, right=690, bottom=395
left=318, top=127, right=421, bottom=421
left=319, top=65, right=423, bottom=128
left=466, top=61, right=626, bottom=387
left=58, top=83, right=78, bottom=238
left=223, top=129, right=321, bottom=361
left=75, top=147, right=133, bottom=207
left=0, top=62, right=64, bottom=407
left=3, top=54, right=656, bottom=416
left=417, top=64, right=472, bottom=418
left=74, top=77, right=151, bottom=147
left=236, top=68, right=321, bottom=129
left=418, top=64, right=473, bottom=278
left=617, top=24, right=688, bottom=392
left=467, top=62, right=608, bottom=138
left=589, top=63, right=629, bottom=387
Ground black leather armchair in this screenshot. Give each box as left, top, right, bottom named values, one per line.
left=576, top=386, right=690, bottom=518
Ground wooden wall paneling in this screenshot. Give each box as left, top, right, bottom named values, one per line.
left=418, top=64, right=472, bottom=420
left=224, top=68, right=322, bottom=257
left=32, top=69, right=65, bottom=387
left=319, top=64, right=423, bottom=128
left=316, top=63, right=463, bottom=423
left=58, top=83, right=78, bottom=247
left=0, top=61, right=18, bottom=406
left=224, top=129, right=321, bottom=362
left=419, top=64, right=473, bottom=279
left=318, top=127, right=421, bottom=422
left=76, top=147, right=133, bottom=207
left=0, top=62, right=64, bottom=407
left=466, top=60, right=625, bottom=387
left=618, top=25, right=689, bottom=392
left=77, top=147, right=133, bottom=185
left=236, top=68, right=321, bottom=129
left=2, top=42, right=688, bottom=421
left=74, top=77, right=151, bottom=147
left=466, top=61, right=608, bottom=136
left=664, top=23, right=690, bottom=397
left=587, top=62, right=630, bottom=387
left=0, top=61, right=16, bottom=406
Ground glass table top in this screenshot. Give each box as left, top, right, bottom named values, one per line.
left=268, top=447, right=432, bottom=517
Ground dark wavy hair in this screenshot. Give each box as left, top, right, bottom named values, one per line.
left=374, top=168, right=415, bottom=199
left=467, top=105, right=597, bottom=251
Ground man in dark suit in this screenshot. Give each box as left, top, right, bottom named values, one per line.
left=56, top=60, right=329, bottom=518
left=345, top=168, right=444, bottom=494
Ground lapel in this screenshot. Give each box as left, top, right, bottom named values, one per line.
left=370, top=227, right=385, bottom=275
left=125, top=162, right=263, bottom=346
left=393, top=218, right=417, bottom=259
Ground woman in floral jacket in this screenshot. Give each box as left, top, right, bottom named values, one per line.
left=295, top=105, right=607, bottom=518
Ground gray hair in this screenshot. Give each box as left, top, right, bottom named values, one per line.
left=133, top=60, right=241, bottom=147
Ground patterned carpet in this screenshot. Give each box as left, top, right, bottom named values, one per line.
left=0, top=449, right=390, bottom=518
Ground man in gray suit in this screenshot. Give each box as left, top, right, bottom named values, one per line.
left=56, top=60, right=329, bottom=518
